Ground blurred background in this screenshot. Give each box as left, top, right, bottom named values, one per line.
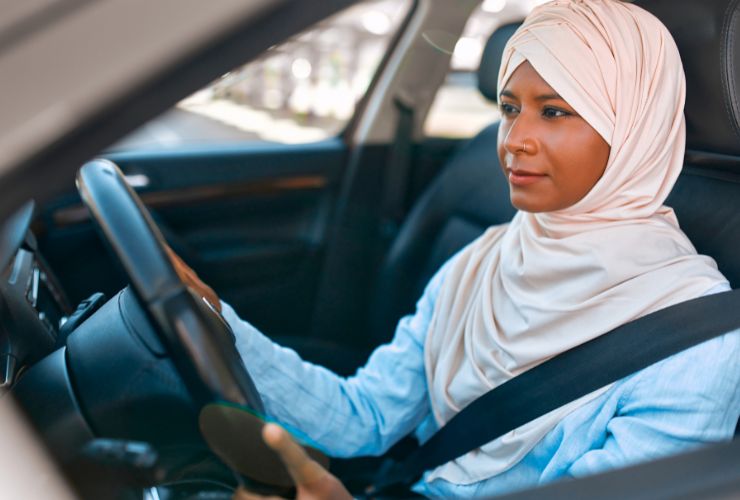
left=113, top=0, right=543, bottom=150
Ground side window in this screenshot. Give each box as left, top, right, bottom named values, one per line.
left=113, top=0, right=410, bottom=150
left=423, top=0, right=540, bottom=139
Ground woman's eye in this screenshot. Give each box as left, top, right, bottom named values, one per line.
left=500, top=103, right=519, bottom=116
left=542, top=107, right=570, bottom=119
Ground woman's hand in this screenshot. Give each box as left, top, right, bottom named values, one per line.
left=165, top=246, right=222, bottom=313
left=233, top=423, right=352, bottom=500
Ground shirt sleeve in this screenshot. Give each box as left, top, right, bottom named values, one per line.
left=222, top=260, right=451, bottom=458
left=567, top=326, right=740, bottom=477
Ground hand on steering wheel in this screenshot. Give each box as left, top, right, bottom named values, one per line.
left=233, top=424, right=351, bottom=500
left=79, top=158, right=333, bottom=490
left=165, top=245, right=222, bottom=314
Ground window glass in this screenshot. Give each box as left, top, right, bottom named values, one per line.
left=423, top=0, right=545, bottom=139
left=112, top=0, right=410, bottom=150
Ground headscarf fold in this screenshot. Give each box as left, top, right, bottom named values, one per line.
left=423, top=0, right=727, bottom=485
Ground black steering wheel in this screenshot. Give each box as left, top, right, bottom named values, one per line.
left=76, top=158, right=264, bottom=413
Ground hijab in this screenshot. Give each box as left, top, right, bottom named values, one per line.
left=423, top=0, right=728, bottom=484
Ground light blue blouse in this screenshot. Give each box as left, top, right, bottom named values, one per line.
left=224, top=261, right=740, bottom=498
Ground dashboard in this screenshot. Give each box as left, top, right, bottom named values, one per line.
left=0, top=202, right=71, bottom=391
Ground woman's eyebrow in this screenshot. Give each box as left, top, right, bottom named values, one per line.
left=535, top=93, right=564, bottom=101
left=499, top=90, right=564, bottom=101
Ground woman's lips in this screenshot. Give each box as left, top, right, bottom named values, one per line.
left=508, top=168, right=546, bottom=186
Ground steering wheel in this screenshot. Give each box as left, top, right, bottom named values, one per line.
left=76, top=158, right=264, bottom=413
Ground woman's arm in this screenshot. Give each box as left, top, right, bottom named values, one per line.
left=567, top=328, right=740, bottom=477
left=223, top=264, right=450, bottom=458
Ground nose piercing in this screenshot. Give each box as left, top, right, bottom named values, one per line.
left=522, top=142, right=528, bottom=153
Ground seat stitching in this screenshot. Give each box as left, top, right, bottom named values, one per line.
left=720, top=0, right=740, bottom=140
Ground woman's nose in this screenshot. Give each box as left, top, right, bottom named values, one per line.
left=502, top=113, right=536, bottom=155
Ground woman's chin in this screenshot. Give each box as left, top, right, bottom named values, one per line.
left=510, top=191, right=580, bottom=213
left=510, top=195, right=548, bottom=213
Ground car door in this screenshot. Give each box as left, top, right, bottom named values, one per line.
left=35, top=0, right=413, bottom=358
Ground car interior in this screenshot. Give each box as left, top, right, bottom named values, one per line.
left=1, top=0, right=739, bottom=498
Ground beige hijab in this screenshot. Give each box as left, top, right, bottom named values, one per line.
left=424, top=0, right=728, bottom=485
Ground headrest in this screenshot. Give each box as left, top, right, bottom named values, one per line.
left=637, top=0, right=740, bottom=157
left=477, top=22, right=521, bottom=103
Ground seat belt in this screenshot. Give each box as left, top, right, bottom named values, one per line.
left=368, top=288, right=740, bottom=494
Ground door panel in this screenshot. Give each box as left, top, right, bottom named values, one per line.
left=37, top=139, right=347, bottom=338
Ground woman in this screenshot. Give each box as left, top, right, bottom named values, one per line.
left=180, top=0, right=740, bottom=497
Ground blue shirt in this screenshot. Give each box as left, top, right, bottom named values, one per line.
left=224, top=262, right=740, bottom=498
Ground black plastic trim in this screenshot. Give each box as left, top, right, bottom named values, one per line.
left=12, top=347, right=95, bottom=461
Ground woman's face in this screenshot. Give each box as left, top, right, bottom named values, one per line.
left=497, top=61, right=611, bottom=213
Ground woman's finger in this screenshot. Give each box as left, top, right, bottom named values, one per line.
left=165, top=245, right=222, bottom=312
left=262, top=423, right=327, bottom=486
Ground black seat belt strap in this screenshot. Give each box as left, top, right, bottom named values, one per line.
left=369, top=288, right=740, bottom=493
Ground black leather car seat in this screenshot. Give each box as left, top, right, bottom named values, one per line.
left=368, top=23, right=520, bottom=347
left=643, top=0, right=740, bottom=292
